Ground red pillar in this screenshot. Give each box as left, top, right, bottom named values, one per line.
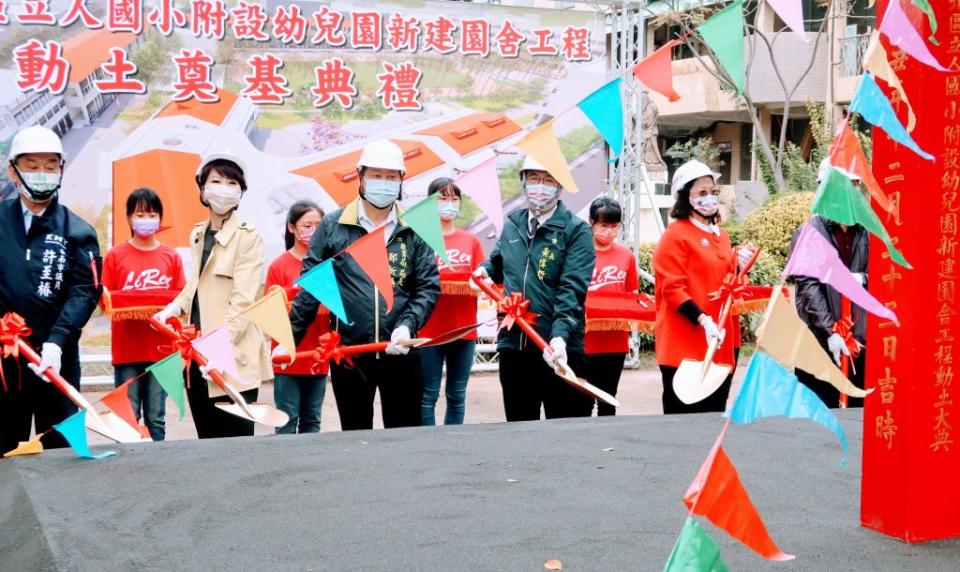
left=862, top=0, right=960, bottom=542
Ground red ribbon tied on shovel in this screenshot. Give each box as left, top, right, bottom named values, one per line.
left=708, top=272, right=750, bottom=304
left=832, top=316, right=863, bottom=358
left=499, top=292, right=539, bottom=332
left=0, top=313, right=32, bottom=391
left=311, top=331, right=353, bottom=372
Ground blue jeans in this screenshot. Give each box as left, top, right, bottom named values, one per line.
left=420, top=340, right=476, bottom=425
left=114, top=362, right=166, bottom=441
left=274, top=373, right=327, bottom=434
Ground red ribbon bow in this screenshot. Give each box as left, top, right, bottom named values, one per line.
left=311, top=331, right=352, bottom=372
left=498, top=292, right=538, bottom=332
left=832, top=317, right=863, bottom=358
left=156, top=319, right=200, bottom=386
left=0, top=313, right=32, bottom=391
left=709, top=273, right=750, bottom=304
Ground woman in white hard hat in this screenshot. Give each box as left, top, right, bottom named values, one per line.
left=652, top=160, right=753, bottom=414
left=287, top=139, right=440, bottom=430
left=0, top=125, right=103, bottom=455
left=153, top=151, right=270, bottom=439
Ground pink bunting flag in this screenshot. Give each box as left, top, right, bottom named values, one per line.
left=879, top=0, right=949, bottom=71
left=454, top=157, right=504, bottom=237
left=190, top=324, right=242, bottom=382
left=783, top=222, right=900, bottom=325
left=768, top=0, right=807, bottom=41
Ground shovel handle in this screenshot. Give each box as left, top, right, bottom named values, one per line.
left=473, top=278, right=550, bottom=351
left=147, top=317, right=229, bottom=393
left=17, top=339, right=97, bottom=413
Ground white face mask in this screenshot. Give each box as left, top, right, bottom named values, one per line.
left=19, top=171, right=61, bottom=202
left=691, top=194, right=720, bottom=217
left=438, top=202, right=460, bottom=221
left=364, top=178, right=401, bottom=209
left=524, top=183, right=560, bottom=215
left=204, top=184, right=242, bottom=214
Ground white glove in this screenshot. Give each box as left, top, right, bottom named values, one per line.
left=737, top=245, right=756, bottom=270
left=198, top=364, right=214, bottom=382
left=386, top=325, right=411, bottom=356
left=698, top=315, right=726, bottom=346
left=543, top=337, right=567, bottom=368
left=852, top=273, right=866, bottom=286
left=28, top=343, right=62, bottom=381
left=827, top=333, right=851, bottom=366
left=152, top=301, right=181, bottom=324
left=271, top=345, right=291, bottom=370
left=469, top=266, right=490, bottom=293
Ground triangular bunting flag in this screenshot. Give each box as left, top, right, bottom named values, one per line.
left=3, top=437, right=44, bottom=457
left=767, top=0, right=807, bottom=40
left=757, top=289, right=872, bottom=399
left=147, top=352, right=186, bottom=420
left=241, top=287, right=298, bottom=360
left=454, top=157, right=504, bottom=237
left=514, top=119, right=579, bottom=193
left=53, top=410, right=117, bottom=460
left=697, top=0, right=745, bottom=94
left=879, top=0, right=947, bottom=69
left=828, top=118, right=898, bottom=221
left=399, top=194, right=450, bottom=265
left=911, top=0, right=939, bottom=45
left=726, top=352, right=849, bottom=464
left=344, top=227, right=394, bottom=311
left=633, top=40, right=682, bottom=102
left=100, top=377, right=144, bottom=434
left=577, top=78, right=624, bottom=158
left=863, top=31, right=915, bottom=132
left=191, top=325, right=242, bottom=384
left=684, top=427, right=794, bottom=561
left=784, top=222, right=900, bottom=324
left=813, top=167, right=911, bottom=268
left=663, top=517, right=729, bottom=572
left=850, top=74, right=933, bottom=161
left=297, top=259, right=350, bottom=323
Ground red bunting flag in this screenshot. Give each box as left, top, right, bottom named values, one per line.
left=100, top=377, right=149, bottom=437
left=344, top=227, right=394, bottom=312
left=684, top=428, right=795, bottom=561
left=828, top=118, right=899, bottom=223
left=633, top=40, right=681, bottom=102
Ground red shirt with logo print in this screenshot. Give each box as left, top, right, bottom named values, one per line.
left=420, top=229, right=486, bottom=340
left=585, top=243, right=640, bottom=355
left=102, top=242, right=187, bottom=365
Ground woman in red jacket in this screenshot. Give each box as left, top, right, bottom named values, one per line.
left=266, top=201, right=329, bottom=434
left=653, top=160, right=752, bottom=414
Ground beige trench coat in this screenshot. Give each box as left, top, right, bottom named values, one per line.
left=172, top=214, right=271, bottom=397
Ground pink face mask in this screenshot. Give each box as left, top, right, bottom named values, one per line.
left=131, top=218, right=160, bottom=238
left=593, top=225, right=618, bottom=246
left=297, top=228, right=316, bottom=245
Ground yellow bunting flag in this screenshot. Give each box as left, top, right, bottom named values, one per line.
left=241, top=287, right=297, bottom=364
left=513, top=119, right=579, bottom=193
left=863, top=30, right=916, bottom=132
left=3, top=438, right=44, bottom=457
left=756, top=289, right=871, bottom=399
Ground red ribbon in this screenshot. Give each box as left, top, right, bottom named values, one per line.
left=0, top=313, right=32, bottom=391
left=157, top=319, right=200, bottom=387
left=708, top=273, right=750, bottom=304
left=832, top=317, right=863, bottom=358
left=310, top=331, right=353, bottom=372
left=498, top=292, right=539, bottom=332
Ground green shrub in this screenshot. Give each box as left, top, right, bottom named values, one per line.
left=740, top=192, right=814, bottom=267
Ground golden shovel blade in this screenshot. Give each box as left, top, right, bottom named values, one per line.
left=3, top=438, right=44, bottom=457
left=86, top=410, right=153, bottom=444
left=554, top=362, right=621, bottom=408
left=215, top=402, right=290, bottom=428
left=673, top=358, right=732, bottom=405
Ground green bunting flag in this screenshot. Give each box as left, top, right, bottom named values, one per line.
left=147, top=352, right=186, bottom=420
left=664, top=518, right=729, bottom=572
left=912, top=0, right=939, bottom=45
left=400, top=194, right=450, bottom=265
left=813, top=167, right=911, bottom=269
left=697, top=0, right=745, bottom=94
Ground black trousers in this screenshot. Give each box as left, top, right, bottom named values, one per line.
left=583, top=352, right=627, bottom=416
left=498, top=347, right=593, bottom=422
left=329, top=352, right=423, bottom=431
left=797, top=350, right=866, bottom=409
left=0, top=355, right=76, bottom=455
left=659, top=347, right=739, bottom=415
left=186, top=363, right=258, bottom=439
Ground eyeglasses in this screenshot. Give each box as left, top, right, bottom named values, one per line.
left=525, top=175, right=559, bottom=186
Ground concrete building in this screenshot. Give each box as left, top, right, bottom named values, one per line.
left=0, top=69, right=73, bottom=143
left=62, top=29, right=144, bottom=126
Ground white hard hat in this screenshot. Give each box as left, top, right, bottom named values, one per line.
left=196, top=150, right=247, bottom=177
left=357, top=139, right=406, bottom=173
left=9, top=125, right=64, bottom=160
left=671, top=160, right=720, bottom=197
left=818, top=157, right=860, bottom=183
left=520, top=154, right=548, bottom=175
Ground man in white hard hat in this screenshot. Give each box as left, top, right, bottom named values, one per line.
left=788, top=157, right=869, bottom=408
left=287, top=139, right=440, bottom=430
left=0, top=125, right=102, bottom=455
left=472, top=154, right=596, bottom=421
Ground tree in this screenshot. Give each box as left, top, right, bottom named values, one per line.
left=664, top=136, right=726, bottom=171
left=299, top=115, right=360, bottom=154
left=131, top=30, right=183, bottom=88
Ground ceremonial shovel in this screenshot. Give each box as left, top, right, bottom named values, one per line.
left=673, top=247, right=762, bottom=405
left=471, top=278, right=620, bottom=408
left=149, top=317, right=290, bottom=428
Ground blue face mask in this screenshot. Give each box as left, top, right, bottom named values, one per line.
left=364, top=178, right=401, bottom=208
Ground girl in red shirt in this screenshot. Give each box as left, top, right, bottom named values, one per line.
left=653, top=160, right=755, bottom=414
left=102, top=188, right=186, bottom=441
left=583, top=198, right=639, bottom=416
left=419, top=178, right=485, bottom=425
left=266, top=201, right=328, bottom=434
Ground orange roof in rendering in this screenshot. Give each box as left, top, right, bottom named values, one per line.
left=415, top=113, right=521, bottom=156
left=155, top=90, right=240, bottom=126
left=62, top=29, right=137, bottom=84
